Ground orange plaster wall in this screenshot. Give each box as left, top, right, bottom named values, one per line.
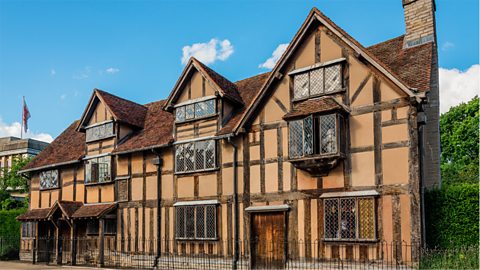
left=351, top=151, right=375, bottom=187
left=263, top=129, right=277, bottom=159
left=295, top=31, right=316, bottom=68
left=145, top=176, right=157, bottom=200
left=198, top=174, right=217, bottom=197
left=350, top=113, right=374, bottom=148
left=177, top=176, right=194, bottom=198
left=400, top=194, right=412, bottom=245
left=382, top=147, right=409, bottom=185
left=320, top=30, right=343, bottom=63
left=297, top=169, right=317, bottom=190
left=161, top=174, right=173, bottom=199
left=382, top=124, right=409, bottom=144
left=264, top=163, right=278, bottom=193
left=131, top=177, right=143, bottom=201
left=322, top=163, right=344, bottom=189
left=382, top=196, right=393, bottom=243
left=101, top=184, right=114, bottom=202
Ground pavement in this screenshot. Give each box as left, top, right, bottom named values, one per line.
left=0, top=261, right=109, bottom=270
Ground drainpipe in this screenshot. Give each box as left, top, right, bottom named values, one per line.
left=226, top=136, right=239, bottom=270
left=151, top=149, right=163, bottom=268
left=417, top=109, right=427, bottom=248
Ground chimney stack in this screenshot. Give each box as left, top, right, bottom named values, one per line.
left=402, top=0, right=437, bottom=48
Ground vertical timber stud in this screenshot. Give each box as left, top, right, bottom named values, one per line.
left=142, top=152, right=147, bottom=252
left=98, top=218, right=105, bottom=267
left=315, top=28, right=321, bottom=63
left=392, top=194, right=402, bottom=262
left=71, top=223, right=77, bottom=265
left=373, top=76, right=383, bottom=186
left=242, top=134, right=251, bottom=254
left=277, top=127, right=284, bottom=192
left=409, top=105, right=422, bottom=258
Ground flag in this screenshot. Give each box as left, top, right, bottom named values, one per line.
left=22, top=97, right=31, bottom=133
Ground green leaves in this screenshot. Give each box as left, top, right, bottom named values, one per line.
left=0, top=156, right=31, bottom=210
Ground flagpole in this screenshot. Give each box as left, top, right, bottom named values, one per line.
left=21, top=96, right=24, bottom=139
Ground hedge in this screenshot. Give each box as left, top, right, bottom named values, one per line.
left=425, top=183, right=479, bottom=248
left=0, top=208, right=25, bottom=259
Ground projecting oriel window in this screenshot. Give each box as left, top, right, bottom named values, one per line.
left=175, top=139, right=216, bottom=173
left=175, top=99, right=216, bottom=122
left=175, top=203, right=217, bottom=240
left=293, top=64, right=343, bottom=100
left=324, top=197, right=376, bottom=241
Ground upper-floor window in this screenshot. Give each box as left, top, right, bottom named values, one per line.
left=175, top=99, right=216, bottom=122
left=293, top=63, right=343, bottom=100
left=324, top=197, right=376, bottom=241
left=40, top=170, right=59, bottom=189
left=289, top=114, right=342, bottom=159
left=86, top=121, right=115, bottom=142
left=85, top=155, right=112, bottom=184
left=175, top=203, right=217, bottom=240
left=175, top=139, right=216, bottom=173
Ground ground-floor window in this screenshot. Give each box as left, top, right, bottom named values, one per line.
left=175, top=203, right=217, bottom=240
left=21, top=222, right=35, bottom=238
left=324, top=197, right=376, bottom=240
left=86, top=219, right=117, bottom=235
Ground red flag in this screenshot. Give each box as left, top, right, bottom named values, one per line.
left=22, top=97, right=30, bottom=133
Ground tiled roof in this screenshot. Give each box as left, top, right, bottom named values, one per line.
left=21, top=121, right=85, bottom=172
left=283, top=97, right=346, bottom=120
left=192, top=58, right=244, bottom=105
left=96, top=89, right=148, bottom=128
left=217, top=72, right=270, bottom=136
left=48, top=200, right=83, bottom=218
left=17, top=208, right=51, bottom=221
left=367, top=35, right=434, bottom=92
left=114, top=100, right=174, bottom=154
left=71, top=203, right=117, bottom=219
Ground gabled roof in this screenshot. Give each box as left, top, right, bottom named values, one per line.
left=164, top=57, right=244, bottom=110
left=47, top=200, right=83, bottom=219
left=283, top=97, right=349, bottom=120
left=17, top=208, right=50, bottom=221
left=114, top=100, right=174, bottom=154
left=20, top=121, right=85, bottom=173
left=78, top=89, right=148, bottom=130
left=232, top=7, right=427, bottom=135
left=367, top=35, right=434, bottom=92
left=71, top=203, right=117, bottom=219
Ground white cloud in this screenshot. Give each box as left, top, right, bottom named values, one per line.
left=439, top=64, right=479, bottom=113
left=181, top=38, right=234, bottom=65
left=441, top=41, right=455, bottom=51
left=50, top=69, right=56, bottom=76
left=105, top=67, right=120, bottom=74
left=0, top=117, right=53, bottom=143
left=258, top=43, right=289, bottom=69
left=73, top=66, right=91, bottom=80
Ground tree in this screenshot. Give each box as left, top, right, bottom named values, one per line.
left=440, top=96, right=479, bottom=185
left=0, top=156, right=31, bottom=210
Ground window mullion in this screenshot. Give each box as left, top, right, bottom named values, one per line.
left=337, top=198, right=341, bottom=240
left=204, top=206, right=208, bottom=239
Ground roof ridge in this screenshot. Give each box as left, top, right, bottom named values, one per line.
left=367, top=35, right=405, bottom=49
left=234, top=72, right=271, bottom=84
left=95, top=88, right=147, bottom=108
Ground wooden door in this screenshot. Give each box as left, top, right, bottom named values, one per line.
left=251, top=212, right=285, bottom=269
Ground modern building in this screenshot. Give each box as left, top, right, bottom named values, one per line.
left=17, top=1, right=439, bottom=268
left=0, top=136, right=49, bottom=200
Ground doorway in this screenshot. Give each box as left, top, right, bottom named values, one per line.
left=251, top=212, right=286, bottom=269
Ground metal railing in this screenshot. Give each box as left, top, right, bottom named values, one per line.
left=10, top=237, right=480, bottom=269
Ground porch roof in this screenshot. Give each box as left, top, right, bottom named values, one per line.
left=71, top=203, right=117, bottom=219
left=283, top=96, right=349, bottom=120
left=47, top=200, right=83, bottom=219
left=16, top=208, right=51, bottom=221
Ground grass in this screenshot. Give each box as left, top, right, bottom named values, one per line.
left=420, top=246, right=479, bottom=269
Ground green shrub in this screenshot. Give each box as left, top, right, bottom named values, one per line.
left=0, top=208, right=25, bottom=237
left=425, top=183, right=479, bottom=248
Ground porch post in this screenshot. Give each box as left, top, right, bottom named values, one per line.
left=70, top=222, right=76, bottom=266
left=32, top=221, right=38, bottom=264
left=98, top=218, right=105, bottom=267
left=55, top=221, right=61, bottom=265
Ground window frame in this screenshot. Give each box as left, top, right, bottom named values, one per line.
left=85, top=120, right=115, bottom=143
left=292, top=63, right=344, bottom=102
left=85, top=155, right=113, bottom=185
left=39, top=170, right=59, bottom=190
left=288, top=113, right=343, bottom=160
left=175, top=139, right=217, bottom=174
left=323, top=196, right=377, bottom=242
left=175, top=99, right=217, bottom=123
left=21, top=222, right=35, bottom=239
left=175, top=203, right=218, bottom=241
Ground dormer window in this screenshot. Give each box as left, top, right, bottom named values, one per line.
left=175, top=99, right=216, bottom=122
left=290, top=60, right=344, bottom=101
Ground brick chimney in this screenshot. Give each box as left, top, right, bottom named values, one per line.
left=402, top=0, right=437, bottom=48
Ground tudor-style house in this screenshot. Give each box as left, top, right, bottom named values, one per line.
left=17, top=0, right=439, bottom=268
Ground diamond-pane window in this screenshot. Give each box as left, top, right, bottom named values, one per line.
left=294, top=72, right=309, bottom=99
left=86, top=122, right=114, bottom=142
left=175, top=140, right=216, bottom=173
left=358, top=198, right=375, bottom=239
left=304, top=116, right=314, bottom=155
left=320, top=114, right=337, bottom=154
left=40, top=170, right=59, bottom=189
left=289, top=120, right=304, bottom=158
left=323, top=197, right=376, bottom=241
left=195, top=141, right=206, bottom=170
left=325, top=65, right=342, bottom=93
left=310, top=68, right=324, bottom=95
left=185, top=143, right=195, bottom=172
left=205, top=140, right=215, bottom=169
left=185, top=104, right=195, bottom=120
left=176, top=106, right=185, bottom=122
left=175, top=203, right=217, bottom=240
left=175, top=145, right=185, bottom=173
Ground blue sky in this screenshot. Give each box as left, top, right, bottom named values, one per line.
left=0, top=0, right=478, bottom=141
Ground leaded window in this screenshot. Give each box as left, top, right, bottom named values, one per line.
left=85, top=156, right=112, bottom=184
left=288, top=114, right=339, bottom=159
left=293, top=64, right=343, bottom=100
left=40, top=170, right=59, bottom=189
left=175, top=99, right=216, bottom=122
left=324, top=197, right=376, bottom=240
left=85, top=121, right=114, bottom=142
left=175, top=204, right=217, bottom=240
left=175, top=140, right=216, bottom=173
left=104, top=219, right=117, bottom=235
left=22, top=222, right=35, bottom=238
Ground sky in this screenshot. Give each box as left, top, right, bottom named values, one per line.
left=0, top=0, right=478, bottom=142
